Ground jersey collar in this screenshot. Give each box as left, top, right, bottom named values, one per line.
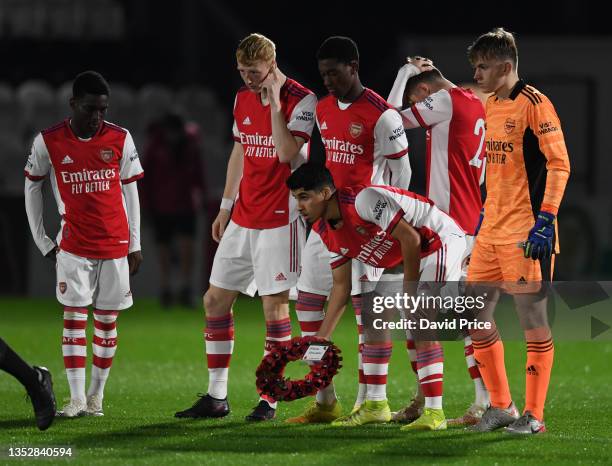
left=66, top=118, right=104, bottom=141
left=508, top=79, right=526, bottom=100
left=335, top=87, right=368, bottom=110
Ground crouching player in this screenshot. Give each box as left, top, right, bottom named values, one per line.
left=287, top=163, right=466, bottom=430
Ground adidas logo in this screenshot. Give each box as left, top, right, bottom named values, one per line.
left=517, top=276, right=527, bottom=284
left=243, top=116, right=252, bottom=125
left=275, top=272, right=287, bottom=281
left=527, top=365, right=538, bottom=376
left=61, top=155, right=74, bottom=164
left=320, top=121, right=328, bottom=130
left=359, top=274, right=368, bottom=282
left=340, top=247, right=349, bottom=255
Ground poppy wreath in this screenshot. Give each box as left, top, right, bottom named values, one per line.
left=255, top=336, right=342, bottom=402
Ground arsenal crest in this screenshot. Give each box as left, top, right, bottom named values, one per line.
left=59, top=282, right=67, bottom=294
left=504, top=118, right=516, bottom=134
left=349, top=122, right=363, bottom=138
left=100, top=149, right=114, bottom=163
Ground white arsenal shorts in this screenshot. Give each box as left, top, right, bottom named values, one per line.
left=209, top=219, right=305, bottom=297
left=56, top=249, right=133, bottom=310
left=419, top=233, right=467, bottom=282
left=298, top=229, right=383, bottom=297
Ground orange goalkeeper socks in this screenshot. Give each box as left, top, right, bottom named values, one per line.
left=524, top=327, right=554, bottom=421
left=472, top=329, right=512, bottom=409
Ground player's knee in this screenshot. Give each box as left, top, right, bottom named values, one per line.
left=262, top=293, right=289, bottom=321
left=414, top=339, right=441, bottom=350
left=203, top=291, right=219, bottom=314
left=203, top=289, right=231, bottom=316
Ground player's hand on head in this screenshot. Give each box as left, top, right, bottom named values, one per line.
left=128, top=250, right=143, bottom=275
left=45, top=246, right=59, bottom=262
left=212, top=209, right=231, bottom=243
left=408, top=56, right=434, bottom=72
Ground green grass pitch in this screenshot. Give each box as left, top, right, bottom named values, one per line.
left=1, top=297, right=611, bottom=465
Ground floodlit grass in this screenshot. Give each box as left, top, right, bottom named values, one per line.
left=1, top=297, right=611, bottom=464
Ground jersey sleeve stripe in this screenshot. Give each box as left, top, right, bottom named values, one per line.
left=365, top=90, right=392, bottom=108
left=290, top=130, right=311, bottom=142
left=104, top=121, right=128, bottom=134
left=384, top=148, right=409, bottom=160
left=287, top=87, right=309, bottom=99
left=331, top=255, right=351, bottom=269
left=121, top=172, right=144, bottom=184
left=338, top=194, right=357, bottom=204
left=365, top=94, right=389, bottom=113
left=385, top=209, right=405, bottom=234
left=410, top=105, right=428, bottom=128
left=523, top=86, right=543, bottom=103
left=233, top=135, right=241, bottom=142
left=24, top=171, right=45, bottom=181
left=520, top=90, right=539, bottom=106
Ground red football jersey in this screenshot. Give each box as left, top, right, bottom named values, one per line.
left=24, top=120, right=143, bottom=259
left=313, top=185, right=464, bottom=269
left=316, top=88, right=408, bottom=189
left=401, top=87, right=486, bottom=235
left=231, top=78, right=316, bottom=229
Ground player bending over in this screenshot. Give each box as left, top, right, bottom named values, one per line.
left=287, top=163, right=466, bottom=431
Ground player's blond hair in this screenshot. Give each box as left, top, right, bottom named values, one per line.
left=467, top=27, right=518, bottom=67
left=236, top=33, right=276, bottom=65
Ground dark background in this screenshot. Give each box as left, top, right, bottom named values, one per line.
left=1, top=0, right=610, bottom=297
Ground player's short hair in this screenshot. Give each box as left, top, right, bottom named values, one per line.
left=467, top=27, right=518, bottom=67
left=236, top=33, right=276, bottom=65
left=286, top=163, right=335, bottom=192
left=405, top=68, right=444, bottom=97
left=72, top=71, right=110, bottom=98
left=316, top=36, right=359, bottom=64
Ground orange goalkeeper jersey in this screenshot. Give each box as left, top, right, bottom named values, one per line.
left=478, top=80, right=570, bottom=247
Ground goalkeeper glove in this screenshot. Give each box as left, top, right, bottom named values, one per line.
left=524, top=211, right=555, bottom=260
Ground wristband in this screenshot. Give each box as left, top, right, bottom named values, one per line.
left=220, top=198, right=234, bottom=211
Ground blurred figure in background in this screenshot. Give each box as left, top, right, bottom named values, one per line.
left=141, top=113, right=205, bottom=308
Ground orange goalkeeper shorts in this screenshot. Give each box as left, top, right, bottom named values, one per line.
left=467, top=238, right=554, bottom=294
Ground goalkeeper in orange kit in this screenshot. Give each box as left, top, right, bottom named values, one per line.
left=465, top=28, right=570, bottom=434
